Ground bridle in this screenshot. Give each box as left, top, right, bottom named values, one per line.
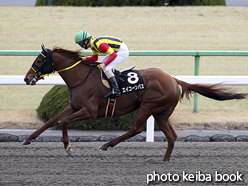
left=31, top=44, right=93, bottom=89
left=30, top=50, right=55, bottom=81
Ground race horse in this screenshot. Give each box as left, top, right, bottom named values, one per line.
left=23, top=44, right=247, bottom=161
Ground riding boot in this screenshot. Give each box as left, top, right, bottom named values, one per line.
left=104, top=76, right=121, bottom=98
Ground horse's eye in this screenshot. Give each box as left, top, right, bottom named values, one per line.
left=37, top=61, right=42, bottom=64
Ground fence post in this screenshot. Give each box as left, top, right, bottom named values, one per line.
left=146, top=116, right=155, bottom=142
left=193, top=55, right=200, bottom=113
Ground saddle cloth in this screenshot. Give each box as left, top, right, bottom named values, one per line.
left=101, top=65, right=146, bottom=94
left=102, top=65, right=146, bottom=117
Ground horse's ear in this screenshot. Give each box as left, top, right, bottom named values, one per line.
left=41, top=43, right=47, bottom=54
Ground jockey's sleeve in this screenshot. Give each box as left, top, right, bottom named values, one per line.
left=86, top=54, right=98, bottom=61
left=99, top=43, right=117, bottom=66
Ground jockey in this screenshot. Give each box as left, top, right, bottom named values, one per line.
left=75, top=31, right=129, bottom=98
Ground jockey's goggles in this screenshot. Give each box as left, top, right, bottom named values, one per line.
left=78, top=38, right=90, bottom=49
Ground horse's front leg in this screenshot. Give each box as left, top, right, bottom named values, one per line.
left=99, top=108, right=150, bottom=151
left=59, top=107, right=94, bottom=155
left=22, top=106, right=76, bottom=145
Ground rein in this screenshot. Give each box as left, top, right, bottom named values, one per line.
left=57, top=60, right=82, bottom=73
left=68, top=64, right=93, bottom=90
left=56, top=59, right=94, bottom=90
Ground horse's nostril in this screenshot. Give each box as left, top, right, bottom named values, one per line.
left=24, top=77, right=29, bottom=82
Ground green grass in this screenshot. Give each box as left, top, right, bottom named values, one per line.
left=0, top=6, right=247, bottom=125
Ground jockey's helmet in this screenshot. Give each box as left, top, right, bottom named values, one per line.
left=75, top=31, right=91, bottom=44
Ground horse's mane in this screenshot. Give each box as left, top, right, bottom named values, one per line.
left=53, top=47, right=82, bottom=60
left=52, top=46, right=100, bottom=66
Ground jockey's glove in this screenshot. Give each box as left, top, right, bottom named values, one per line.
left=97, top=63, right=106, bottom=70
left=81, top=57, right=86, bottom=61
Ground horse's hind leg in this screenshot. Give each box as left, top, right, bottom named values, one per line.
left=153, top=105, right=177, bottom=162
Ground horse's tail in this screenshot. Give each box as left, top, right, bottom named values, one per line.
left=174, top=78, right=248, bottom=101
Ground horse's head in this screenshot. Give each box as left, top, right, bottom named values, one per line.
left=24, top=44, right=55, bottom=85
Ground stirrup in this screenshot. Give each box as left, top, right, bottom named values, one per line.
left=104, top=89, right=121, bottom=98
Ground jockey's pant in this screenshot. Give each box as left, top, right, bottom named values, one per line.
left=101, top=42, right=129, bottom=73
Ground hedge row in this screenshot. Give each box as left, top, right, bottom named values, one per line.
left=36, top=0, right=226, bottom=6
left=37, top=0, right=165, bottom=6
left=168, top=0, right=226, bottom=6
left=36, top=85, right=160, bottom=130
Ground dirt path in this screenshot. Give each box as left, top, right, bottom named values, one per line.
left=0, top=142, right=247, bottom=185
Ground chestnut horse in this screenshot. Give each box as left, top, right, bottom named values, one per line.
left=23, top=44, right=247, bottom=161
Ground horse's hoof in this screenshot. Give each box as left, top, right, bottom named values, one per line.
left=98, top=145, right=108, bottom=151
left=65, top=145, right=72, bottom=155
left=22, top=140, right=31, bottom=145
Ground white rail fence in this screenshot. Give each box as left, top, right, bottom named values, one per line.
left=1, top=75, right=248, bottom=142
left=1, top=75, right=248, bottom=85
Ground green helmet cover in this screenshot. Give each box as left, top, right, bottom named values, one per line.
left=75, top=31, right=91, bottom=44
